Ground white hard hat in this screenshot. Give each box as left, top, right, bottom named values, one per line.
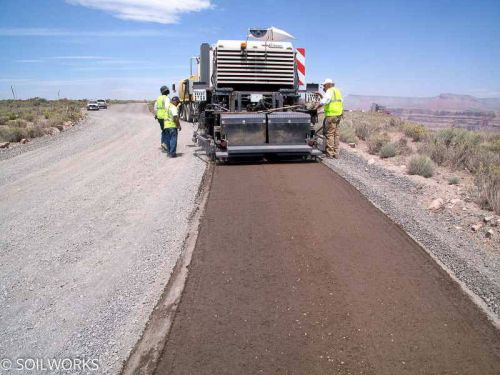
left=322, top=78, right=334, bottom=85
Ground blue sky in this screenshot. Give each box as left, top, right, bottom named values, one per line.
left=0, top=0, right=499, bottom=99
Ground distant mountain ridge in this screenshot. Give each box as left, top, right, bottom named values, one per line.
left=345, top=93, right=500, bottom=112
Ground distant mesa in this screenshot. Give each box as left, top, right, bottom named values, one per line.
left=345, top=94, right=500, bottom=131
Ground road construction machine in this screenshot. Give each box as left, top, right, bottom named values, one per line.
left=175, top=28, right=321, bottom=161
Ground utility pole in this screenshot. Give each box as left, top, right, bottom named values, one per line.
left=10, top=85, right=16, bottom=99
left=58, top=90, right=60, bottom=100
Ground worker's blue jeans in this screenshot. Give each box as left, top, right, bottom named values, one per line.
left=163, top=128, right=178, bottom=156
left=158, top=119, right=168, bottom=147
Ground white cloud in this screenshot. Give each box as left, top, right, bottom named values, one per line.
left=50, top=56, right=109, bottom=60
left=66, top=0, right=212, bottom=24
left=15, top=59, right=44, bottom=63
left=0, top=28, right=167, bottom=37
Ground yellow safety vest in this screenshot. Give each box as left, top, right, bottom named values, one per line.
left=156, top=95, right=169, bottom=120
left=324, top=87, right=343, bottom=117
left=163, top=103, right=177, bottom=128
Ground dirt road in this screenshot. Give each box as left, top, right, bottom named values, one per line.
left=0, top=104, right=205, bottom=373
left=156, top=163, right=500, bottom=374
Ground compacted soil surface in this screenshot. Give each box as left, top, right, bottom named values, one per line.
left=156, top=162, right=500, bottom=375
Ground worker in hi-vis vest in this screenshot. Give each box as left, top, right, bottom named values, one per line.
left=160, top=96, right=182, bottom=157
left=315, top=78, right=344, bottom=158
left=154, top=85, right=171, bottom=151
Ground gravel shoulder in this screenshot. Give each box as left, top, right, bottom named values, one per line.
left=0, top=104, right=206, bottom=373
left=323, top=144, right=500, bottom=321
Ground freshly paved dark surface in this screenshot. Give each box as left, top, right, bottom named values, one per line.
left=156, top=163, right=500, bottom=375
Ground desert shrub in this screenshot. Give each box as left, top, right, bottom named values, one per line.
left=475, top=165, right=500, bottom=213
left=46, top=114, right=67, bottom=128
left=31, top=97, right=47, bottom=106
left=403, top=123, right=427, bottom=142
left=397, top=137, right=412, bottom=155
left=389, top=117, right=403, bottom=127
left=418, top=128, right=496, bottom=173
left=407, top=155, right=435, bottom=178
left=0, top=127, right=28, bottom=142
left=338, top=123, right=357, bottom=144
left=448, top=176, right=460, bottom=185
left=482, top=140, right=500, bottom=154
left=26, top=126, right=45, bottom=138
left=67, top=110, right=82, bottom=122
left=367, top=133, right=390, bottom=154
left=379, top=142, right=397, bottom=158
left=0, top=115, right=9, bottom=125
left=437, top=128, right=482, bottom=171
left=354, top=121, right=372, bottom=141
left=419, top=137, right=449, bottom=165
left=23, top=113, right=35, bottom=122
left=8, top=119, right=27, bottom=128
left=0, top=99, right=85, bottom=141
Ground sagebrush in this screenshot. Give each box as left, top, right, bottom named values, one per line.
left=407, top=155, right=435, bottom=178
left=0, top=98, right=86, bottom=142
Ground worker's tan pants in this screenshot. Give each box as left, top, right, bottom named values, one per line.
left=324, top=116, right=341, bottom=157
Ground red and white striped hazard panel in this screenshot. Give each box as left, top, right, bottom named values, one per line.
left=296, top=48, right=306, bottom=88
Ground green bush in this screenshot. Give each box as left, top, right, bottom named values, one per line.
left=448, top=176, right=460, bottom=185
left=407, top=155, right=435, bottom=178
left=403, top=123, right=427, bottom=142
left=379, top=142, right=397, bottom=158
left=475, top=165, right=500, bottom=213
left=367, top=133, right=390, bottom=154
